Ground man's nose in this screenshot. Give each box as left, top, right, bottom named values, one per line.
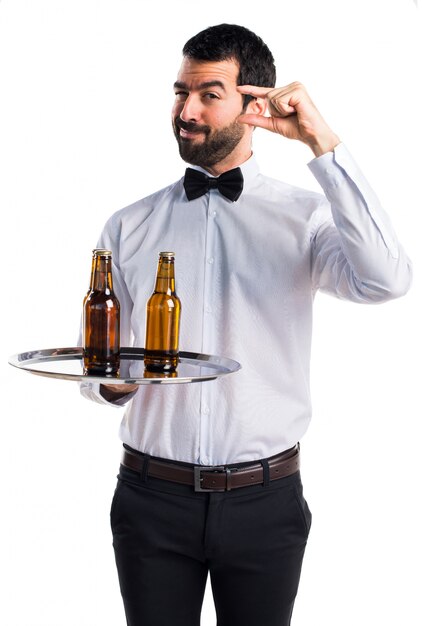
left=179, top=94, right=201, bottom=122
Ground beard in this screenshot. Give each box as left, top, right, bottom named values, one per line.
left=172, top=115, right=245, bottom=168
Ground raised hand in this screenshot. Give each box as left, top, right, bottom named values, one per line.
left=237, top=82, right=340, bottom=157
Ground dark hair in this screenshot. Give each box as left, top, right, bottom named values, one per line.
left=182, top=24, right=276, bottom=109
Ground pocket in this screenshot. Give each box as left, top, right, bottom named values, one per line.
left=110, top=478, right=124, bottom=522
left=292, top=483, right=312, bottom=536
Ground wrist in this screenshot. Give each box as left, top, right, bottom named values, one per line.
left=308, top=132, right=341, bottom=157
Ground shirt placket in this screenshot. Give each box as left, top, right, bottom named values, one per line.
left=198, top=188, right=219, bottom=465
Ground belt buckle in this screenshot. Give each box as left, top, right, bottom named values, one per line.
left=194, top=465, right=226, bottom=492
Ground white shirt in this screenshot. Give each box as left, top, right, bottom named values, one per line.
left=80, top=144, right=412, bottom=465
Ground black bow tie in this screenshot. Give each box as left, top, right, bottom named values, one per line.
left=183, top=167, right=244, bottom=202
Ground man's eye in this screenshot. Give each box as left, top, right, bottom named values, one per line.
left=175, top=92, right=188, bottom=99
left=204, top=93, right=219, bottom=100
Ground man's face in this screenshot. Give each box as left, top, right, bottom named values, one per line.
left=172, top=58, right=248, bottom=170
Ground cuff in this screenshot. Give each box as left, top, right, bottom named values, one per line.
left=79, top=381, right=127, bottom=407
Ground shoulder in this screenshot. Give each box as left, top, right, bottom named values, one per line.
left=103, top=178, right=184, bottom=232
left=254, top=172, right=328, bottom=217
left=260, top=173, right=323, bottom=202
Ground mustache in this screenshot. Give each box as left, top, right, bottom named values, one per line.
left=175, top=116, right=210, bottom=134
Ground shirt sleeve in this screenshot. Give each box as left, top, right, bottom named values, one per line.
left=78, top=212, right=138, bottom=407
left=308, top=143, right=412, bottom=303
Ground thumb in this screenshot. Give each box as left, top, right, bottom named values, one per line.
left=238, top=113, right=276, bottom=131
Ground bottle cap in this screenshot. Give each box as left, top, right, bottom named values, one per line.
left=93, top=248, right=112, bottom=256
left=159, top=251, right=175, bottom=258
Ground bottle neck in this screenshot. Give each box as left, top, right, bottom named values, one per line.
left=91, top=255, right=114, bottom=292
left=154, top=257, right=175, bottom=294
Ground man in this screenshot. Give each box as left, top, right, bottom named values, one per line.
left=80, top=23, right=412, bottom=626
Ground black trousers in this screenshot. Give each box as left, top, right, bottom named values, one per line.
left=111, top=456, right=312, bottom=626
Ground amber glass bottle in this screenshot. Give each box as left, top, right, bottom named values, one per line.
left=144, top=252, right=181, bottom=372
left=83, top=250, right=120, bottom=376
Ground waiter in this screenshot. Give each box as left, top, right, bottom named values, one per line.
left=80, top=23, right=412, bottom=626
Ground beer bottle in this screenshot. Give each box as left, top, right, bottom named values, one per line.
left=144, top=252, right=181, bottom=372
left=83, top=249, right=120, bottom=376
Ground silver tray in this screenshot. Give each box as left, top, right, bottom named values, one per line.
left=8, top=347, right=241, bottom=385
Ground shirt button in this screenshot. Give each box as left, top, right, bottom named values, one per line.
left=205, top=305, right=212, bottom=313
left=207, top=257, right=214, bottom=264
left=203, top=405, right=210, bottom=415
left=212, top=211, right=217, bottom=218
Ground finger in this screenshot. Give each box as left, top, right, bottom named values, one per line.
left=266, top=87, right=297, bottom=117
left=239, top=85, right=297, bottom=117
left=266, top=82, right=306, bottom=102
left=237, top=85, right=274, bottom=98
left=237, top=113, right=283, bottom=133
left=268, top=97, right=296, bottom=118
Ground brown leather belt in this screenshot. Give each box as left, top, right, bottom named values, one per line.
left=121, top=445, right=300, bottom=492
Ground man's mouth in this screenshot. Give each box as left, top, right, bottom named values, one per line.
left=179, top=127, right=203, bottom=140
left=176, top=118, right=209, bottom=140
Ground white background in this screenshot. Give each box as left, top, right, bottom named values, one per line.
left=1, top=0, right=421, bottom=624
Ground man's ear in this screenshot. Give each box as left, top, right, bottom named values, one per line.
left=247, top=97, right=267, bottom=116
